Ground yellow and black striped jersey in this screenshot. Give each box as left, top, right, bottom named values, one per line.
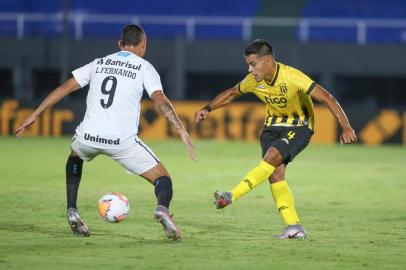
left=237, top=62, right=316, bottom=130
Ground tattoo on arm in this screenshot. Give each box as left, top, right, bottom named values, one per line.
left=327, top=94, right=350, bottom=128
left=157, top=100, right=183, bottom=130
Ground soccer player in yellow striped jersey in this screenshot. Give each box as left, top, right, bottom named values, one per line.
left=238, top=62, right=316, bottom=130
left=195, top=39, right=357, bottom=239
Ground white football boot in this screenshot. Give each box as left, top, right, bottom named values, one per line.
left=67, top=207, right=90, bottom=237
left=274, top=224, right=306, bottom=239
left=154, top=205, right=181, bottom=241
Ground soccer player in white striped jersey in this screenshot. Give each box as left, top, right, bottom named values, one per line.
left=15, top=24, right=195, bottom=241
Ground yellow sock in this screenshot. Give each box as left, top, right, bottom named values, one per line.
left=270, top=180, right=300, bottom=225
left=231, top=160, right=275, bottom=201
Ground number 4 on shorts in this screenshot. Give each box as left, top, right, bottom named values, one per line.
left=287, top=131, right=295, bottom=140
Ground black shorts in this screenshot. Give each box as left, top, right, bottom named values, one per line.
left=259, top=126, right=313, bottom=165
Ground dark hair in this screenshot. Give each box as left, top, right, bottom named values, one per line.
left=244, top=39, right=274, bottom=57
left=121, top=24, right=145, bottom=46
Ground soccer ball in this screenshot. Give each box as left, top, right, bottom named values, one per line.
left=98, top=192, right=130, bottom=223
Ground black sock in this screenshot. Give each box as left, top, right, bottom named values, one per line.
left=154, top=176, right=173, bottom=208
left=66, top=156, right=83, bottom=209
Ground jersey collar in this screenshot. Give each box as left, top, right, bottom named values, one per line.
left=118, top=50, right=135, bottom=56
left=268, top=63, right=280, bottom=86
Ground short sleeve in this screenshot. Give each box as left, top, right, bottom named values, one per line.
left=72, top=62, right=92, bottom=88
left=236, top=74, right=257, bottom=94
left=143, top=62, right=163, bottom=97
left=289, top=68, right=316, bottom=95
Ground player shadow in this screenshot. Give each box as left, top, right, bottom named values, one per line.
left=1, top=222, right=180, bottom=244
left=90, top=231, right=176, bottom=243
left=0, top=222, right=67, bottom=236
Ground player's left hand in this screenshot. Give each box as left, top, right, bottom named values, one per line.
left=179, top=129, right=196, bottom=161
left=14, top=115, right=37, bottom=138
left=194, top=109, right=209, bottom=124
left=339, top=126, right=357, bottom=145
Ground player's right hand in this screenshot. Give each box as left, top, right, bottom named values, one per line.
left=339, top=126, right=357, bottom=145
left=14, top=115, right=37, bottom=138
left=194, top=109, right=209, bottom=124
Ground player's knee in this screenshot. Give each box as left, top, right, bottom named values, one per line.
left=141, top=162, right=170, bottom=183
left=263, top=147, right=284, bottom=167
left=269, top=171, right=284, bottom=183
left=153, top=162, right=170, bottom=178
left=154, top=176, right=172, bottom=187
left=268, top=165, right=285, bottom=183
left=70, top=149, right=80, bottom=157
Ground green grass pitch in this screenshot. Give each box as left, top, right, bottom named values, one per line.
left=0, top=137, right=405, bottom=270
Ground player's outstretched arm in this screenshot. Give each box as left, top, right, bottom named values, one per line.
left=14, top=77, right=81, bottom=137
left=151, top=90, right=196, bottom=161
left=310, top=84, right=357, bottom=144
left=194, top=87, right=241, bottom=124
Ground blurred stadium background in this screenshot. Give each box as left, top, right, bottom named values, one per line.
left=1, top=0, right=406, bottom=144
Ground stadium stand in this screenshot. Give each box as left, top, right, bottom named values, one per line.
left=0, top=0, right=259, bottom=39
left=301, top=0, right=406, bottom=43
left=0, top=0, right=405, bottom=42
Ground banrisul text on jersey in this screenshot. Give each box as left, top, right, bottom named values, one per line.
left=95, top=58, right=142, bottom=79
